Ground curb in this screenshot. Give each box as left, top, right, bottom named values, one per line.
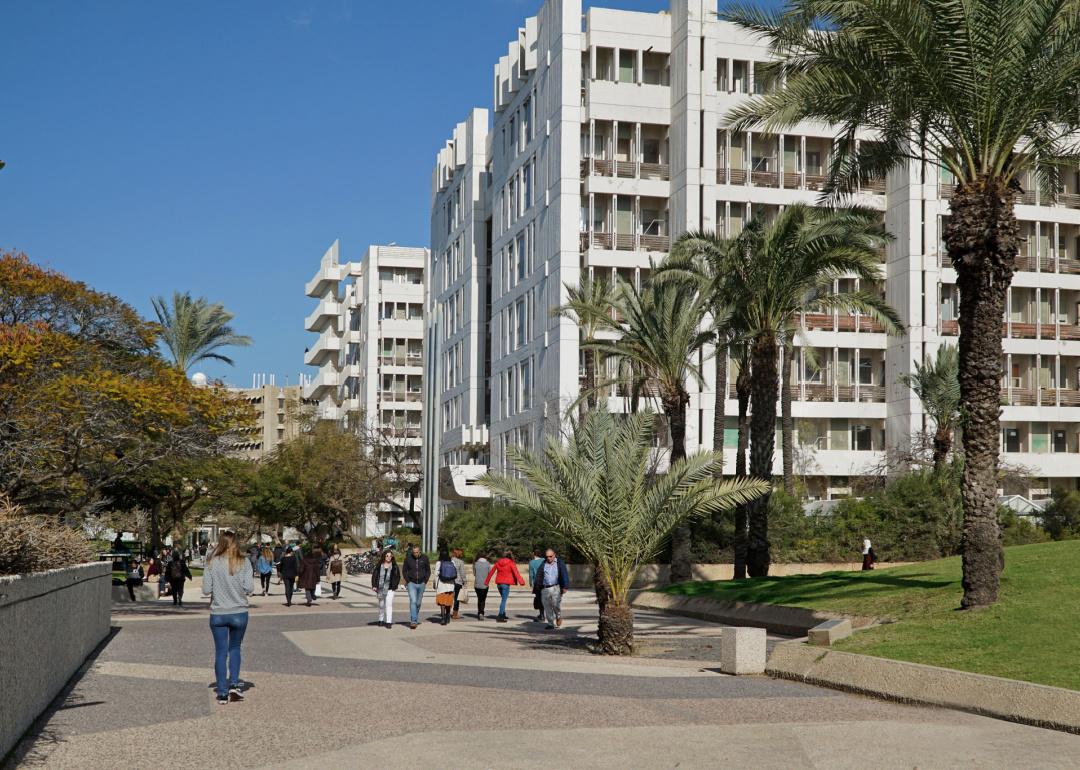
left=630, top=590, right=876, bottom=636
left=767, top=641, right=1080, bottom=734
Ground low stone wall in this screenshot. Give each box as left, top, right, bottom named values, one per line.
left=564, top=562, right=911, bottom=590
left=0, top=562, right=112, bottom=759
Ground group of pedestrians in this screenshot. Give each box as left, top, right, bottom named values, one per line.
left=370, top=544, right=569, bottom=630
left=265, top=543, right=346, bottom=607
left=123, top=548, right=193, bottom=605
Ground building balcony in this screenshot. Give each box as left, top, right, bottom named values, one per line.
left=305, top=263, right=346, bottom=298
left=729, top=383, right=886, bottom=403
left=579, top=231, right=670, bottom=253
left=304, top=332, right=341, bottom=366
left=941, top=183, right=1080, bottom=210
left=304, top=299, right=341, bottom=333
left=302, top=369, right=340, bottom=400
left=379, top=354, right=424, bottom=368
left=378, top=390, right=424, bottom=403
left=380, top=425, right=422, bottom=439
left=438, top=464, right=491, bottom=502
left=801, top=313, right=886, bottom=333
left=1002, top=388, right=1080, bottom=407
left=580, top=157, right=671, bottom=182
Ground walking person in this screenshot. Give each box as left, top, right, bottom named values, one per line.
left=862, top=538, right=877, bottom=571
left=472, top=553, right=492, bottom=620
left=433, top=548, right=457, bottom=625
left=484, top=550, right=525, bottom=623
left=124, top=559, right=143, bottom=602
left=272, top=543, right=284, bottom=585
left=279, top=545, right=301, bottom=606
left=298, top=547, right=322, bottom=607
left=450, top=547, right=467, bottom=620
left=202, top=531, right=253, bottom=706
left=528, top=549, right=544, bottom=622
left=256, top=547, right=274, bottom=596
left=403, top=544, right=430, bottom=629
left=371, top=549, right=399, bottom=628
left=533, top=548, right=570, bottom=630
left=327, top=547, right=344, bottom=599
left=167, top=549, right=193, bottom=607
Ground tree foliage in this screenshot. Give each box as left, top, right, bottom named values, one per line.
left=899, top=344, right=961, bottom=469
left=0, top=252, right=243, bottom=518
left=151, top=290, right=252, bottom=372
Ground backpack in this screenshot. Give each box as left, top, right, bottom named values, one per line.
left=169, top=560, right=182, bottom=580
left=331, top=558, right=342, bottom=575
left=438, top=560, right=458, bottom=582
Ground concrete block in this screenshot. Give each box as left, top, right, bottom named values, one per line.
left=110, top=583, right=158, bottom=602
left=808, top=618, right=853, bottom=646
left=720, top=626, right=766, bottom=675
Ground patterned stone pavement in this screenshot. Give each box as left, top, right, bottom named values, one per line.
left=6, top=576, right=1080, bottom=769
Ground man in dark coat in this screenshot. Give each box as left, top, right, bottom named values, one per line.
left=279, top=546, right=302, bottom=606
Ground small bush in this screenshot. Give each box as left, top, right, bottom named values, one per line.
left=1039, top=489, right=1080, bottom=541
left=439, top=501, right=579, bottom=562
left=0, top=496, right=94, bottom=576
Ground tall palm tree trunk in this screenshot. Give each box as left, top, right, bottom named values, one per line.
left=598, top=598, right=634, bottom=655
left=665, top=394, right=692, bottom=583
left=781, top=349, right=794, bottom=493
left=733, top=363, right=751, bottom=579
left=747, top=336, right=779, bottom=577
left=713, top=343, right=727, bottom=476
left=945, top=178, right=1017, bottom=609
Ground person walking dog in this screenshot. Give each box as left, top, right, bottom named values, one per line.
left=484, top=550, right=525, bottom=623
left=371, top=549, right=400, bottom=628
left=202, top=532, right=253, bottom=705
left=532, top=548, right=570, bottom=629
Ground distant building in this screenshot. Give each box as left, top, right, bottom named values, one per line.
left=304, top=241, right=429, bottom=535
left=226, top=378, right=305, bottom=461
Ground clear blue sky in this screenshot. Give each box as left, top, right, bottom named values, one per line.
left=0, top=0, right=724, bottom=386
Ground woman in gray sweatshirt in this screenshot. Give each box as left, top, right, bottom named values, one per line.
left=202, top=531, right=254, bottom=705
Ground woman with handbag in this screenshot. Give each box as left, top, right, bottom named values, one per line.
left=432, top=548, right=457, bottom=625
left=298, top=547, right=322, bottom=607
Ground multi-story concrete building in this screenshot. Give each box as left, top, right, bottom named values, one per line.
left=226, top=378, right=305, bottom=461
left=305, top=241, right=429, bottom=534
left=422, top=0, right=1080, bottom=539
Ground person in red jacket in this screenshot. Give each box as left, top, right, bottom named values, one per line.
left=484, top=550, right=525, bottom=623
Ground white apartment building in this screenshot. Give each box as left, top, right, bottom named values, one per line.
left=305, top=240, right=429, bottom=535
left=422, top=0, right=1080, bottom=539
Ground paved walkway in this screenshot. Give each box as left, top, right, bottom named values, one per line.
left=7, top=575, right=1080, bottom=769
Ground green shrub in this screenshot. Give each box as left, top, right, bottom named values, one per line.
left=439, top=501, right=579, bottom=562
left=1039, top=489, right=1080, bottom=540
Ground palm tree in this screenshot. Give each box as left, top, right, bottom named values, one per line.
left=723, top=0, right=1080, bottom=607
left=586, top=280, right=712, bottom=583
left=732, top=346, right=752, bottom=579
left=480, top=409, right=769, bottom=655
left=900, top=344, right=961, bottom=471
left=552, top=276, right=616, bottom=415
left=719, top=205, right=903, bottom=576
left=660, top=232, right=741, bottom=476
left=152, top=291, right=252, bottom=373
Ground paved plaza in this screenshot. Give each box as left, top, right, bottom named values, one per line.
left=7, top=575, right=1080, bottom=769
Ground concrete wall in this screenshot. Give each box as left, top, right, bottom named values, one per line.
left=0, top=562, right=111, bottom=759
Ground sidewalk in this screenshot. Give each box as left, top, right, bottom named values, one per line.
left=8, top=575, right=1080, bottom=769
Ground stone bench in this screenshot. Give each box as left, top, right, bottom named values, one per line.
left=808, top=618, right=853, bottom=646
left=720, top=626, right=767, bottom=675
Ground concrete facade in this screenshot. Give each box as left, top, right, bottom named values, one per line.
left=422, top=0, right=1080, bottom=534
left=304, top=242, right=430, bottom=535
left=226, top=382, right=304, bottom=461
left=0, top=561, right=111, bottom=758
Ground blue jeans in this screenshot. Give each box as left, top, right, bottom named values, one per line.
left=497, top=583, right=510, bottom=617
left=407, top=582, right=425, bottom=624
left=209, top=612, right=248, bottom=697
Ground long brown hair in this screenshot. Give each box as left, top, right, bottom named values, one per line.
left=208, top=531, right=245, bottom=575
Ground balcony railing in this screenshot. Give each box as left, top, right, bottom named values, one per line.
left=580, top=157, right=671, bottom=181
left=859, top=384, right=886, bottom=402
left=1058, top=325, right=1080, bottom=340
left=379, top=354, right=423, bottom=366
left=804, top=383, right=834, bottom=402
left=380, top=391, right=423, bottom=402
left=1009, top=322, right=1038, bottom=339
left=729, top=168, right=747, bottom=185
left=751, top=170, right=778, bottom=187
left=640, top=233, right=671, bottom=251
left=381, top=426, right=421, bottom=438
left=639, top=162, right=670, bottom=181
left=1061, top=258, right=1080, bottom=275
left=616, top=160, right=636, bottom=178
left=615, top=233, right=635, bottom=251
left=941, top=319, right=959, bottom=335
left=805, top=173, right=828, bottom=191
left=579, top=231, right=670, bottom=253
left=862, top=178, right=886, bottom=194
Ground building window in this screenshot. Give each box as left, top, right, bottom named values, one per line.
left=516, top=299, right=526, bottom=349
left=1003, top=427, right=1021, bottom=453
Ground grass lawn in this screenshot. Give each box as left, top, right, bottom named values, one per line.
left=662, top=540, right=1080, bottom=690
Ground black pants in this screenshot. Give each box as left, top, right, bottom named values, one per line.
left=284, top=576, right=295, bottom=604
left=305, top=588, right=316, bottom=604
left=452, top=584, right=462, bottom=613
left=170, top=579, right=184, bottom=605
left=475, top=587, right=488, bottom=616
left=126, top=578, right=140, bottom=601
left=260, top=573, right=272, bottom=593
left=440, top=603, right=451, bottom=624
left=331, top=580, right=341, bottom=598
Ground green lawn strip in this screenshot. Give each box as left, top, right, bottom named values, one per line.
left=661, top=540, right=1080, bottom=690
